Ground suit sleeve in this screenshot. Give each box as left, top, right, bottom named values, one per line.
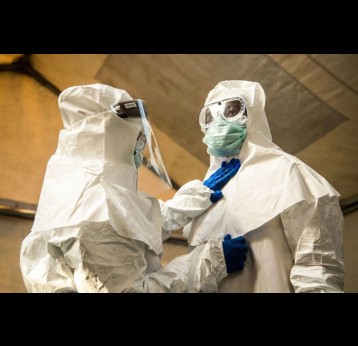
left=280, top=195, right=344, bottom=293
left=159, top=180, right=213, bottom=236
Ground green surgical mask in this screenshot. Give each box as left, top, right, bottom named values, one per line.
left=203, top=116, right=247, bottom=157
left=134, top=150, right=143, bottom=169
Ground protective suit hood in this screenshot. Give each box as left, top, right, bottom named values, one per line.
left=185, top=80, right=340, bottom=244
left=33, top=84, right=163, bottom=255
left=204, top=80, right=278, bottom=172
left=204, top=80, right=271, bottom=143
left=57, top=84, right=143, bottom=189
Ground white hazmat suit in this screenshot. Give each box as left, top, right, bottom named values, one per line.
left=183, top=80, right=344, bottom=293
left=20, top=84, right=229, bottom=293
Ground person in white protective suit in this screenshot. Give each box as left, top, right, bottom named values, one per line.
left=183, top=80, right=344, bottom=293
left=20, top=83, right=248, bottom=293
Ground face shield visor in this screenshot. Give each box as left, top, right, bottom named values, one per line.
left=111, top=99, right=172, bottom=189
left=199, top=96, right=248, bottom=133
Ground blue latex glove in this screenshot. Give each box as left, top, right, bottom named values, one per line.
left=203, top=158, right=241, bottom=203
left=210, top=191, right=223, bottom=203
left=222, top=234, right=248, bottom=274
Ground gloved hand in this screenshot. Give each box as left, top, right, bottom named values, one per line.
left=222, top=234, right=248, bottom=274
left=209, top=191, right=223, bottom=203
left=204, top=158, right=240, bottom=203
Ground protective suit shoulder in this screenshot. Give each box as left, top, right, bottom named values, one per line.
left=281, top=153, right=340, bottom=201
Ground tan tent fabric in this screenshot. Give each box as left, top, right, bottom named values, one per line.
left=0, top=54, right=357, bottom=293
left=0, top=54, right=177, bottom=209
left=0, top=54, right=357, bottom=206
left=97, top=54, right=357, bottom=200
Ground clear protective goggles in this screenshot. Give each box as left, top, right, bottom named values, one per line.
left=111, top=99, right=172, bottom=188
left=199, top=96, right=248, bottom=131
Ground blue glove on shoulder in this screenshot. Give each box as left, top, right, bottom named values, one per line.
left=209, top=191, right=223, bottom=203
left=222, top=234, right=248, bottom=274
left=204, top=158, right=241, bottom=203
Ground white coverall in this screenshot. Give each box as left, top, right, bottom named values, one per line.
left=20, top=84, right=227, bottom=293
left=183, top=80, right=344, bottom=293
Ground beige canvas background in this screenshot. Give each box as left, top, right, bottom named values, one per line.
left=0, top=54, right=356, bottom=292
